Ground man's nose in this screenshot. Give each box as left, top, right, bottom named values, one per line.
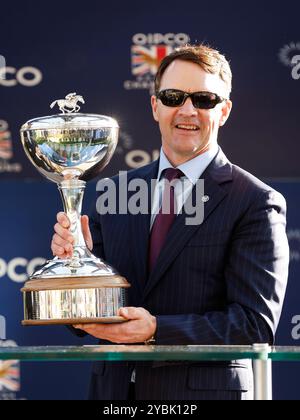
left=178, top=97, right=198, bottom=116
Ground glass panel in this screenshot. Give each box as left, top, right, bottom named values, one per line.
left=1, top=345, right=300, bottom=362
left=270, top=347, right=300, bottom=361
left=0, top=345, right=264, bottom=362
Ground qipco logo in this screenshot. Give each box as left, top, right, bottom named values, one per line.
left=0, top=66, right=43, bottom=87
left=0, top=258, right=46, bottom=283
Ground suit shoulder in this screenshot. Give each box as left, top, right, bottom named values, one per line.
left=232, top=164, right=281, bottom=193
left=230, top=163, right=286, bottom=207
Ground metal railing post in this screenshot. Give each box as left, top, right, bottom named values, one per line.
left=253, top=343, right=272, bottom=400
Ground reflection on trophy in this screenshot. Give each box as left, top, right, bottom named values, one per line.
left=20, top=93, right=130, bottom=325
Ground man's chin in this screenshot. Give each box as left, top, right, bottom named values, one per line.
left=173, top=145, right=208, bottom=158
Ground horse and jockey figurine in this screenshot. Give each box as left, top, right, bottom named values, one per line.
left=50, top=92, right=85, bottom=114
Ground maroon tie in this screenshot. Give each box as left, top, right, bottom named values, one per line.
left=148, top=168, right=183, bottom=272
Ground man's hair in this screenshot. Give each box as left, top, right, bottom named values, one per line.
left=154, top=44, right=232, bottom=96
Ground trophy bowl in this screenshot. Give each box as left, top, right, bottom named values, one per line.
left=20, top=94, right=130, bottom=326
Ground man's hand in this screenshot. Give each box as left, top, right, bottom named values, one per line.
left=51, top=212, right=93, bottom=258
left=74, top=307, right=157, bottom=344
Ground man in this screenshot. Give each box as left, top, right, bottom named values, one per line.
left=51, top=45, right=289, bottom=400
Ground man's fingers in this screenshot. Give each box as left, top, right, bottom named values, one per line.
left=52, top=242, right=65, bottom=255
left=57, top=212, right=70, bottom=228
left=119, top=307, right=145, bottom=320
left=53, top=212, right=93, bottom=256
left=73, top=324, right=108, bottom=335
left=51, top=212, right=73, bottom=258
left=53, top=233, right=72, bottom=249
left=54, top=223, right=74, bottom=242
left=51, top=241, right=71, bottom=258
left=81, top=215, right=93, bottom=250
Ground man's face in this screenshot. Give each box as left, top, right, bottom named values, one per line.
left=151, top=59, right=232, bottom=164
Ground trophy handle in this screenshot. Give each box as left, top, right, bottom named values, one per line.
left=58, top=179, right=89, bottom=267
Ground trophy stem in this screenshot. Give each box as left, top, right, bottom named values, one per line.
left=58, top=179, right=88, bottom=267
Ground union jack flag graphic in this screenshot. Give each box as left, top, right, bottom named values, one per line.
left=0, top=131, right=13, bottom=160
left=131, top=45, right=173, bottom=76
left=0, top=360, right=20, bottom=392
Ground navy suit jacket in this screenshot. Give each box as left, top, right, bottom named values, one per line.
left=86, top=147, right=289, bottom=400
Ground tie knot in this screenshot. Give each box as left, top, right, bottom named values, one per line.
left=163, top=168, right=184, bottom=182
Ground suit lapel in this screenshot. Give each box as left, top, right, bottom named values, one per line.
left=142, top=148, right=233, bottom=301
left=128, top=160, right=159, bottom=293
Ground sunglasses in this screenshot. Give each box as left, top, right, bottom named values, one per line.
left=156, top=89, right=227, bottom=109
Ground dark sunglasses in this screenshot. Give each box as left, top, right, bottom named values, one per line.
left=156, top=89, right=227, bottom=109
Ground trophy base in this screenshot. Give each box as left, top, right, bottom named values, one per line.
left=21, top=273, right=130, bottom=326
left=22, top=316, right=128, bottom=326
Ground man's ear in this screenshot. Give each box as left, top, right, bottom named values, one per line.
left=151, top=95, right=159, bottom=122
left=219, top=100, right=232, bottom=127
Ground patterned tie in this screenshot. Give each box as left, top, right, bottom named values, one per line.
left=148, top=168, right=184, bottom=272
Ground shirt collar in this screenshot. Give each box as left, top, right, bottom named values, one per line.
left=157, top=143, right=219, bottom=185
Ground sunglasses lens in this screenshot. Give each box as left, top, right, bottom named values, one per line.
left=158, top=90, right=185, bottom=107
left=158, top=90, right=223, bottom=109
left=193, top=93, right=220, bottom=109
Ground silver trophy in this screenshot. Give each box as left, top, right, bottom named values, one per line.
left=20, top=93, right=130, bottom=325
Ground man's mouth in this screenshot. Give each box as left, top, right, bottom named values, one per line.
left=175, top=124, right=200, bottom=131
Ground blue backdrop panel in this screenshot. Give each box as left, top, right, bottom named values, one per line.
left=1, top=0, right=300, bottom=400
